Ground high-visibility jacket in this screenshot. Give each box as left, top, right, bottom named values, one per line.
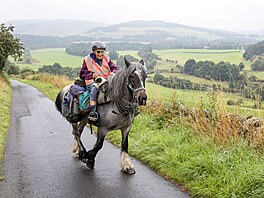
left=84, top=55, right=111, bottom=85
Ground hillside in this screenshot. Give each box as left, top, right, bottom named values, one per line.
left=5, top=19, right=263, bottom=42
left=82, top=20, right=262, bottom=41
left=4, top=19, right=107, bottom=37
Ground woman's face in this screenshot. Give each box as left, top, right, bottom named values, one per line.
left=94, top=48, right=105, bottom=60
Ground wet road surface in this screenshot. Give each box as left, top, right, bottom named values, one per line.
left=0, top=80, right=190, bottom=198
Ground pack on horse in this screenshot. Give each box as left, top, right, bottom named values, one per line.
left=55, top=58, right=147, bottom=174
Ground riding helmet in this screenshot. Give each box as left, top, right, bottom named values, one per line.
left=92, top=41, right=106, bottom=51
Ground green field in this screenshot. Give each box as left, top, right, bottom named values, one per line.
left=17, top=48, right=83, bottom=70
left=153, top=49, right=251, bottom=70
left=146, top=82, right=264, bottom=117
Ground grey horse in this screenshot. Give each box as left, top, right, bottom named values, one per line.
left=55, top=59, right=148, bottom=174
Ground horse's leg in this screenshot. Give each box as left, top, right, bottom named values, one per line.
left=120, top=126, right=135, bottom=174
left=72, top=138, right=78, bottom=158
left=86, top=127, right=107, bottom=169
left=71, top=118, right=88, bottom=162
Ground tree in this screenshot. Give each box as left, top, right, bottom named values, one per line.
left=0, top=24, right=24, bottom=71
left=153, top=73, right=164, bottom=84
left=108, top=50, right=119, bottom=60
left=6, top=64, right=20, bottom=75
left=239, top=62, right=245, bottom=71
left=184, top=59, right=196, bottom=74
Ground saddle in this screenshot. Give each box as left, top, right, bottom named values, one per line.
left=96, top=77, right=110, bottom=105
left=62, top=79, right=110, bottom=123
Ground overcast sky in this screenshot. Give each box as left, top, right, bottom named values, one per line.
left=1, top=0, right=264, bottom=32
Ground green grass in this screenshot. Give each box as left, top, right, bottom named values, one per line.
left=16, top=48, right=83, bottom=70
left=0, top=74, right=12, bottom=181
left=107, top=115, right=264, bottom=198
left=15, top=77, right=264, bottom=197
left=146, top=82, right=264, bottom=118
left=246, top=70, right=264, bottom=79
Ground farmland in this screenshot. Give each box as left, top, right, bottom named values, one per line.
left=153, top=49, right=251, bottom=70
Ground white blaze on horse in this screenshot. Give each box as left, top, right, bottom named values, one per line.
left=55, top=58, right=148, bottom=174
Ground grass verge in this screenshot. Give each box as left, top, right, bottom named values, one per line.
left=0, top=73, right=12, bottom=181
left=107, top=115, right=264, bottom=198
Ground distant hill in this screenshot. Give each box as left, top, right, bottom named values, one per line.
left=6, top=19, right=263, bottom=49
left=5, top=19, right=263, bottom=41
left=4, top=19, right=108, bottom=37
left=82, top=20, right=261, bottom=41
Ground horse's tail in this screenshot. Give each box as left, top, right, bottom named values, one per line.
left=55, top=89, right=63, bottom=114
left=55, top=85, right=71, bottom=115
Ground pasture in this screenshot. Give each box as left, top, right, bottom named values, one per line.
left=153, top=49, right=251, bottom=70
left=17, top=48, right=83, bottom=70
left=146, top=82, right=264, bottom=118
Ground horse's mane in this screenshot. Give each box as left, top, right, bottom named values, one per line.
left=107, top=63, right=137, bottom=103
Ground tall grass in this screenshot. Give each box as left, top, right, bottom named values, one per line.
left=21, top=73, right=72, bottom=101
left=0, top=73, right=12, bottom=181
left=107, top=109, right=264, bottom=198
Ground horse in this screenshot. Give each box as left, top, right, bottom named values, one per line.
left=55, top=58, right=148, bottom=174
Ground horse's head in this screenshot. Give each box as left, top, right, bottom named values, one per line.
left=125, top=58, right=148, bottom=105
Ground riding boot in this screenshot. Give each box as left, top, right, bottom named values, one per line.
left=88, top=105, right=98, bottom=122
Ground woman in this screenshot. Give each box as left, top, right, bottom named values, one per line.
left=79, top=41, right=119, bottom=121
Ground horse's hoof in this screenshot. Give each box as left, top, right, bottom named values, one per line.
left=123, top=168, right=136, bottom=175
left=73, top=152, right=79, bottom=158
left=86, top=158, right=95, bottom=169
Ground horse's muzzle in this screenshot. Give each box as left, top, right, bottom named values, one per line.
left=136, top=90, right=147, bottom=106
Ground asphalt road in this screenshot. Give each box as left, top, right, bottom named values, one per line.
left=0, top=80, right=190, bottom=198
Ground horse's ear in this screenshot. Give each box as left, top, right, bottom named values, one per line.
left=139, top=59, right=147, bottom=71
left=124, top=58, right=131, bottom=68
left=139, top=59, right=145, bottom=66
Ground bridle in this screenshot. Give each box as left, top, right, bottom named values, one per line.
left=116, top=67, right=146, bottom=116
left=127, top=68, right=146, bottom=97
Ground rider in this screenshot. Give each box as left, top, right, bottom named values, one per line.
left=79, top=41, right=119, bottom=121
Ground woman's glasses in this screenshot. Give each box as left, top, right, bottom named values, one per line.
left=96, top=50, right=104, bottom=54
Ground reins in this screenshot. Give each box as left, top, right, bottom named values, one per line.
left=116, top=98, right=139, bottom=116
